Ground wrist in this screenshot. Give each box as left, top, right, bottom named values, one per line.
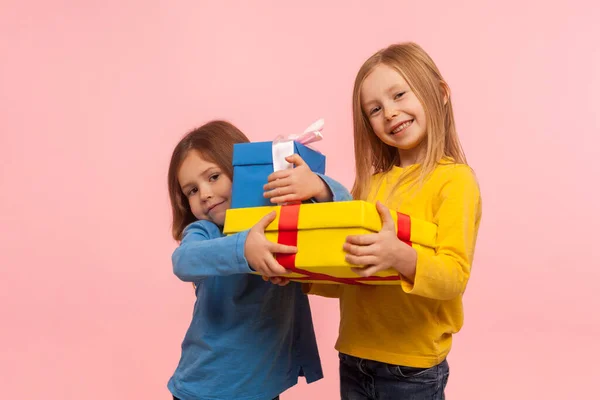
left=312, top=175, right=333, bottom=202
left=243, top=233, right=256, bottom=271
left=393, top=241, right=417, bottom=282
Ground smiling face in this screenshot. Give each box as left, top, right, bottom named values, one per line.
left=360, top=63, right=428, bottom=166
left=177, top=150, right=232, bottom=227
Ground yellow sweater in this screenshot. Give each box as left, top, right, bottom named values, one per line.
left=308, top=161, right=482, bottom=368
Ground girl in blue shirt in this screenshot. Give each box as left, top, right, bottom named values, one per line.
left=166, top=120, right=351, bottom=400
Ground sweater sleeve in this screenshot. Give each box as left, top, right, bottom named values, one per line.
left=401, top=166, right=482, bottom=300
left=172, top=220, right=252, bottom=282
left=315, top=173, right=353, bottom=202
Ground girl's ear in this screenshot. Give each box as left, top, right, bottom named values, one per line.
left=440, top=80, right=451, bottom=105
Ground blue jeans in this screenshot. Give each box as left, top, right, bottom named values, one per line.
left=339, top=353, right=449, bottom=400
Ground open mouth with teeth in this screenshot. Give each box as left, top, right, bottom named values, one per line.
left=390, top=119, right=414, bottom=135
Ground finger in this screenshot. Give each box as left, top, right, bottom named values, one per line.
left=264, top=257, right=289, bottom=276
left=345, top=254, right=379, bottom=267
left=269, top=242, right=298, bottom=254
left=262, top=275, right=269, bottom=281
left=285, top=153, right=306, bottom=167
left=346, top=234, right=378, bottom=246
left=270, top=277, right=291, bottom=286
left=255, top=262, right=274, bottom=277
left=276, top=278, right=291, bottom=286
left=351, top=264, right=387, bottom=278
left=343, top=242, right=375, bottom=257
left=264, top=176, right=292, bottom=190
left=376, top=201, right=395, bottom=230
left=254, top=211, right=277, bottom=230
left=264, top=186, right=287, bottom=199
left=269, top=193, right=301, bottom=204
left=266, top=170, right=292, bottom=182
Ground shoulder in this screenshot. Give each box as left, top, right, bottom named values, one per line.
left=430, top=162, right=481, bottom=198
left=436, top=162, right=477, bottom=180
left=181, top=220, right=224, bottom=241
left=433, top=160, right=479, bottom=184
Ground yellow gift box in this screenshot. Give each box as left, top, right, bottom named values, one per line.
left=223, top=200, right=437, bottom=285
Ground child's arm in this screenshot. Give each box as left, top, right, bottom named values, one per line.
left=346, top=166, right=482, bottom=300
left=314, top=173, right=353, bottom=203
left=172, top=221, right=252, bottom=282
left=399, top=167, right=482, bottom=300
left=173, top=217, right=297, bottom=282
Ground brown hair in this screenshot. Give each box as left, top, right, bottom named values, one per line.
left=351, top=42, right=467, bottom=200
left=167, top=120, right=250, bottom=241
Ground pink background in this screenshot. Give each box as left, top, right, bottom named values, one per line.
left=1, top=0, right=598, bottom=399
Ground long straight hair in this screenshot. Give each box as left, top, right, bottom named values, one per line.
left=351, top=42, right=467, bottom=200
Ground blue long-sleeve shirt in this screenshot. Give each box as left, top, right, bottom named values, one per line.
left=168, top=175, right=352, bottom=400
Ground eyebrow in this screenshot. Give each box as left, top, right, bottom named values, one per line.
left=180, top=181, right=195, bottom=193
left=387, top=83, right=407, bottom=93
left=361, top=95, right=379, bottom=108
left=363, top=83, right=407, bottom=104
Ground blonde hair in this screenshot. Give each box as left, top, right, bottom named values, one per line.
left=351, top=42, right=467, bottom=200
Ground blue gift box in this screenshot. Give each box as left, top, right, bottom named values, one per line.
left=231, top=141, right=326, bottom=209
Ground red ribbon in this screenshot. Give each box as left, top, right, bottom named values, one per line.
left=275, top=205, right=412, bottom=284
left=396, top=212, right=412, bottom=246
left=274, top=204, right=300, bottom=271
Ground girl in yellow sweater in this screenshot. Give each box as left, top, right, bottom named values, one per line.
left=272, top=42, right=483, bottom=399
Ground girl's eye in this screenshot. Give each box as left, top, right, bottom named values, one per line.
left=187, top=187, right=198, bottom=197
left=369, top=106, right=381, bottom=115
left=209, top=173, right=220, bottom=182
left=394, top=92, right=405, bottom=100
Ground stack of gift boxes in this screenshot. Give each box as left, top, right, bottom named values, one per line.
left=223, top=128, right=438, bottom=285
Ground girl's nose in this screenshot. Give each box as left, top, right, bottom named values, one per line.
left=385, top=107, right=399, bottom=120
left=199, top=185, right=213, bottom=201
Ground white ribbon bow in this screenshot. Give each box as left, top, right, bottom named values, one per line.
left=271, top=118, right=324, bottom=172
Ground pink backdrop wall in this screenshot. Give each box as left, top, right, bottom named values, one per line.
left=1, top=0, right=598, bottom=398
